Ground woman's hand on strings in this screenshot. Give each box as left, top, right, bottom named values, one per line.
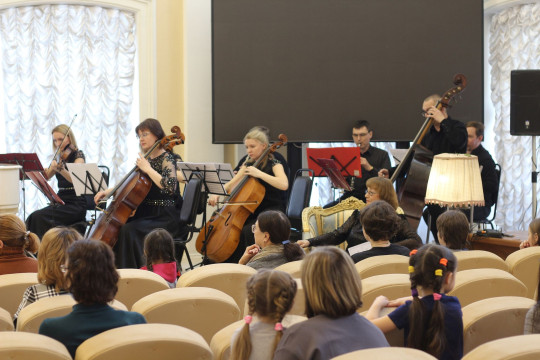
left=208, top=194, right=220, bottom=207
left=243, top=166, right=264, bottom=179
left=94, top=190, right=107, bottom=205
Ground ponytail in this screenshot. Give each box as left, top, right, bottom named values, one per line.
left=230, top=315, right=254, bottom=360
left=282, top=240, right=305, bottom=262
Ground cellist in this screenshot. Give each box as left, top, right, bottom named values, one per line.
left=208, top=127, right=289, bottom=263
left=94, top=118, right=187, bottom=269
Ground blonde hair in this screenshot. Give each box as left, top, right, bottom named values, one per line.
left=230, top=270, right=297, bottom=360
left=243, top=127, right=270, bottom=169
left=301, top=247, right=362, bottom=318
left=38, top=227, right=82, bottom=292
left=366, top=177, right=399, bottom=210
left=51, top=124, right=78, bottom=151
left=0, top=214, right=39, bottom=254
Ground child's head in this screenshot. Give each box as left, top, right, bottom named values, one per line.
left=436, top=210, right=469, bottom=250
left=0, top=214, right=40, bottom=254
left=529, top=218, right=540, bottom=246
left=143, top=228, right=176, bottom=271
left=232, top=269, right=297, bottom=360
left=407, top=244, right=458, bottom=357
left=359, top=200, right=399, bottom=242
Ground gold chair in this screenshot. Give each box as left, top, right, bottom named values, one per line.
left=454, top=250, right=508, bottom=272
left=0, top=306, right=14, bottom=331
left=0, top=331, right=71, bottom=360
left=331, top=347, right=437, bottom=360
left=0, top=272, right=38, bottom=317
left=115, top=268, right=170, bottom=309
left=359, top=274, right=411, bottom=311
left=462, top=296, right=535, bottom=355
left=131, top=287, right=241, bottom=343
left=505, top=246, right=540, bottom=299
left=461, top=334, right=540, bottom=360
left=74, top=323, right=212, bottom=360
left=355, top=254, right=409, bottom=279
left=274, top=260, right=303, bottom=278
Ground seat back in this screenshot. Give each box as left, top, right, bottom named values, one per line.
left=74, top=323, right=212, bottom=360
left=180, top=177, right=203, bottom=225
left=448, top=268, right=527, bottom=307
left=355, top=254, right=409, bottom=279
left=287, top=169, right=314, bottom=238
left=274, top=260, right=303, bottom=278
left=332, top=347, right=437, bottom=360
left=505, top=246, right=540, bottom=298
left=0, top=332, right=71, bottom=360
left=462, top=296, right=535, bottom=355
left=0, top=272, right=38, bottom=316
left=116, top=269, right=170, bottom=309
left=477, top=163, right=501, bottom=228
left=461, top=334, right=540, bottom=360
left=132, top=287, right=241, bottom=343
left=360, top=274, right=411, bottom=311
left=0, top=306, right=14, bottom=331
left=177, top=263, right=257, bottom=312
left=454, top=250, right=508, bottom=272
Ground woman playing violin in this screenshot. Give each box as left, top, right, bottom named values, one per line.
left=94, top=118, right=187, bottom=269
left=208, top=127, right=289, bottom=263
left=26, top=124, right=87, bottom=239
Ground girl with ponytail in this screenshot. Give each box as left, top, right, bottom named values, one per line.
left=366, top=244, right=463, bottom=360
left=230, top=269, right=297, bottom=360
left=0, top=214, right=40, bottom=275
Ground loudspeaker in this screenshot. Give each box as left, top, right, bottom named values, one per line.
left=511, top=70, right=540, bottom=136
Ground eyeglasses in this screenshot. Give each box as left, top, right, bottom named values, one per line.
left=60, top=264, right=67, bottom=273
left=365, top=190, right=377, bottom=196
left=137, top=132, right=151, bottom=139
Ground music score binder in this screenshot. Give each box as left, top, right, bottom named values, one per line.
left=306, top=147, right=362, bottom=178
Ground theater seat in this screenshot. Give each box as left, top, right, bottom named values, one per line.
left=505, top=246, right=540, bottom=299
left=360, top=274, right=411, bottom=311
left=461, top=334, right=540, bottom=360
left=274, top=260, right=303, bottom=278
left=0, top=306, right=14, bottom=331
left=332, top=347, right=437, bottom=360
left=454, top=250, right=508, bottom=272
left=355, top=254, right=409, bottom=279
left=0, top=331, right=71, bottom=360
left=115, top=269, right=170, bottom=309
left=0, top=272, right=38, bottom=316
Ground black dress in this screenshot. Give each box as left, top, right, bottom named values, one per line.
left=113, top=151, right=187, bottom=269
left=26, top=150, right=87, bottom=239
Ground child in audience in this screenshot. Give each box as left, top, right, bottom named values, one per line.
left=231, top=269, right=297, bottom=360
left=0, top=214, right=40, bottom=275
left=140, top=228, right=179, bottom=288
left=524, top=263, right=540, bottom=333
left=366, top=244, right=463, bottom=360
left=519, top=218, right=540, bottom=249
left=436, top=210, right=469, bottom=250
left=351, top=201, right=410, bottom=263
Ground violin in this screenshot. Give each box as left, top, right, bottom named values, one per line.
left=56, top=143, right=78, bottom=170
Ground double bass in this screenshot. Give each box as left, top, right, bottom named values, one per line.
left=87, top=126, right=185, bottom=246
left=195, top=134, right=288, bottom=263
left=391, top=74, right=467, bottom=230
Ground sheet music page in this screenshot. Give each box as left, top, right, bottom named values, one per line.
left=66, top=163, right=106, bottom=196
left=178, top=162, right=231, bottom=195
left=390, top=149, right=409, bottom=165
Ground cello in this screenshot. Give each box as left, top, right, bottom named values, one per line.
left=195, top=134, right=288, bottom=263
left=390, top=74, right=467, bottom=230
left=87, top=126, right=185, bottom=246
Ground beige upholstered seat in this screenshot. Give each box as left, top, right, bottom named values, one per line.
left=210, top=314, right=307, bottom=360
left=454, top=250, right=508, bottom=272
left=0, top=272, right=38, bottom=316
left=448, top=268, right=527, bottom=307
left=177, top=263, right=256, bottom=312
left=274, top=260, right=303, bottom=278
left=0, top=331, right=71, bottom=360
left=115, top=268, right=170, bottom=309
left=461, top=334, right=540, bottom=360
left=359, top=273, right=410, bottom=311
left=355, top=254, right=409, bottom=279
left=505, top=246, right=540, bottom=298
left=132, top=287, right=241, bottom=343
left=0, top=306, right=14, bottom=331
left=74, top=323, right=212, bottom=360
left=16, top=295, right=127, bottom=333
left=331, top=347, right=437, bottom=360
left=462, top=296, right=535, bottom=355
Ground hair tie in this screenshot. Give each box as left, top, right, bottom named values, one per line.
left=439, top=258, right=448, bottom=266
left=433, top=293, right=442, bottom=301
left=274, top=322, right=283, bottom=331
left=409, top=249, right=417, bottom=256
left=411, top=288, right=419, bottom=297
left=408, top=266, right=415, bottom=273
left=244, top=315, right=253, bottom=324
left=435, top=269, right=443, bottom=276
left=282, top=240, right=290, bottom=245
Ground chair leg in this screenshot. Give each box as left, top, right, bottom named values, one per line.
left=183, top=245, right=194, bottom=271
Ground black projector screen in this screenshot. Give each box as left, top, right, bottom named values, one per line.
left=212, top=0, right=483, bottom=143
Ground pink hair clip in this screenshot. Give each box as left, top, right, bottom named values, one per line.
left=244, top=315, right=253, bottom=324
left=433, top=293, right=442, bottom=301
left=274, top=322, right=283, bottom=331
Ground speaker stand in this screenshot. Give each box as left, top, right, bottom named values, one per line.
left=533, top=136, right=538, bottom=219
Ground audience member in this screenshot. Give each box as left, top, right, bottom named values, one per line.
left=239, top=210, right=304, bottom=270
left=39, top=239, right=146, bottom=357
left=519, top=218, right=540, bottom=249
left=141, top=228, right=179, bottom=288
left=274, top=247, right=389, bottom=359
left=436, top=210, right=470, bottom=251
left=0, top=213, right=39, bottom=275
left=13, top=227, right=82, bottom=324
left=366, top=244, right=462, bottom=360
left=524, top=263, right=540, bottom=334
left=231, top=269, right=297, bottom=360
left=351, top=201, right=410, bottom=263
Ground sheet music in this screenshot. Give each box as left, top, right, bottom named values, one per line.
left=67, top=163, right=107, bottom=196
left=390, top=149, right=409, bottom=165
left=177, top=162, right=233, bottom=195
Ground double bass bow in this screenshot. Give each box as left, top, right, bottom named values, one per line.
left=195, top=134, right=288, bottom=263
left=390, top=74, right=467, bottom=229
left=87, top=126, right=185, bottom=247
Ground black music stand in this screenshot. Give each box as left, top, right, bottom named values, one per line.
left=0, top=153, right=46, bottom=218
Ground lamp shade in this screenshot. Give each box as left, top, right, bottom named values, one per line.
left=425, top=153, right=484, bottom=207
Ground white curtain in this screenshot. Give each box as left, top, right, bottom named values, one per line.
left=0, top=4, right=136, bottom=216
left=489, top=3, right=540, bottom=230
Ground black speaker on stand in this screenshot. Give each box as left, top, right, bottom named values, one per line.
left=510, top=69, right=540, bottom=218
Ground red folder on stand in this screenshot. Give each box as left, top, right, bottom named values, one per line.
left=306, top=147, right=362, bottom=178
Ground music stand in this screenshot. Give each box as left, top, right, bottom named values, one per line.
left=0, top=153, right=47, bottom=217
left=306, top=147, right=362, bottom=178
left=67, top=163, right=107, bottom=196
left=26, top=171, right=65, bottom=206
left=316, top=158, right=352, bottom=191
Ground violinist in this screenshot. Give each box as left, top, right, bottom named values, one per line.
left=94, top=118, right=187, bottom=269
left=26, top=125, right=87, bottom=239
left=208, top=127, right=289, bottom=263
